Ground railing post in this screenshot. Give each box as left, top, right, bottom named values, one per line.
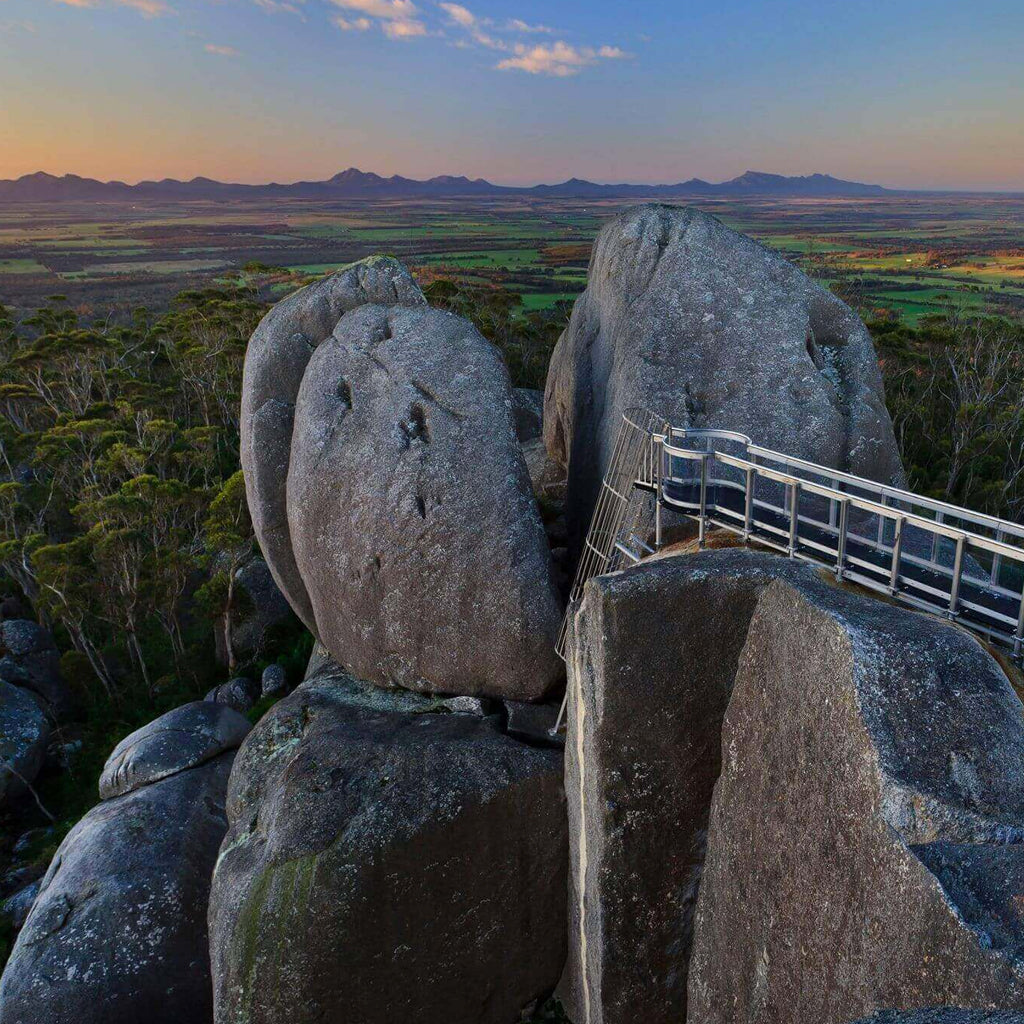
left=1015, top=588, right=1024, bottom=662
left=698, top=454, right=708, bottom=548
left=930, top=511, right=944, bottom=566
left=836, top=499, right=849, bottom=580
left=889, top=516, right=905, bottom=595
left=743, top=467, right=755, bottom=540
left=877, top=492, right=887, bottom=548
left=653, top=434, right=664, bottom=550
left=948, top=535, right=966, bottom=619
left=788, top=481, right=801, bottom=558
left=991, top=528, right=1004, bottom=586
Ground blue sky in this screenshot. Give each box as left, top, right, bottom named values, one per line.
left=1, top=0, right=1022, bottom=188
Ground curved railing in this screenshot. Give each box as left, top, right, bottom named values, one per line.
left=559, top=413, right=1024, bottom=665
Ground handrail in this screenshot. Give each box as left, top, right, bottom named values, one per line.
left=554, top=413, right=1024, bottom=743
left=656, top=426, right=1024, bottom=660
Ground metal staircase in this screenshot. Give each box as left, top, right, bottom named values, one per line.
left=555, top=408, right=668, bottom=659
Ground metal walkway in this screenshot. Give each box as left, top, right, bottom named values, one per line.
left=557, top=410, right=1024, bottom=665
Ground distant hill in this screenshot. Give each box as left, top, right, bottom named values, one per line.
left=0, top=167, right=894, bottom=202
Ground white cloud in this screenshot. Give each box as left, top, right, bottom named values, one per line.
left=329, top=0, right=418, bottom=20
left=253, top=0, right=305, bottom=14
left=505, top=18, right=551, bottom=34
left=50, top=0, right=173, bottom=14
left=438, top=2, right=506, bottom=49
left=381, top=17, right=426, bottom=37
left=438, top=2, right=473, bottom=27
left=329, top=0, right=630, bottom=68
left=205, top=43, right=238, bottom=55
left=497, top=40, right=631, bottom=76
left=333, top=15, right=372, bottom=29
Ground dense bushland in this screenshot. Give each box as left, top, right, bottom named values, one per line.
left=0, top=275, right=1020, bottom=973
left=871, top=313, right=1024, bottom=518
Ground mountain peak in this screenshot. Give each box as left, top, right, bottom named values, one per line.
left=0, top=168, right=899, bottom=202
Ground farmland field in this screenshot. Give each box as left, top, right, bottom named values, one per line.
left=1, top=193, right=1023, bottom=324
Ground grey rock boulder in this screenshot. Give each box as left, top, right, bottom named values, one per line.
left=1, top=881, right=39, bottom=931
left=208, top=675, right=567, bottom=1024
left=687, top=558, right=1024, bottom=1021
left=241, top=256, right=427, bottom=632
left=560, top=550, right=809, bottom=1024
left=512, top=386, right=545, bottom=441
left=0, top=619, right=72, bottom=719
left=287, top=302, right=563, bottom=700
left=0, top=681, right=51, bottom=807
left=563, top=549, right=1024, bottom=1024
left=205, top=676, right=260, bottom=713
left=523, top=436, right=567, bottom=503
left=260, top=663, right=287, bottom=698
left=0, top=754, right=234, bottom=1024
left=544, top=204, right=904, bottom=556
left=504, top=699, right=562, bottom=744
left=99, top=700, right=250, bottom=800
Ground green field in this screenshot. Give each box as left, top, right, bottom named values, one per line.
left=2, top=193, right=1023, bottom=324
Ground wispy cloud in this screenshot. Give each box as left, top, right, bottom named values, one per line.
left=0, top=19, right=38, bottom=34
left=504, top=18, right=552, bottom=34
left=438, top=2, right=472, bottom=27
left=381, top=17, right=426, bottom=37
left=205, top=43, right=239, bottom=55
left=333, top=15, right=372, bottom=30
left=252, top=0, right=305, bottom=15
left=330, top=0, right=631, bottom=68
left=330, top=0, right=418, bottom=20
left=50, top=0, right=173, bottom=15
left=118, top=0, right=171, bottom=14
left=497, top=40, right=632, bottom=77
left=329, top=0, right=425, bottom=39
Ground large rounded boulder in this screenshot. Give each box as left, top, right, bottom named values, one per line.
left=0, top=755, right=234, bottom=1024
left=286, top=302, right=562, bottom=700
left=99, top=700, right=251, bottom=800
left=240, top=256, right=427, bottom=633
left=544, top=204, right=905, bottom=554
left=242, top=259, right=562, bottom=700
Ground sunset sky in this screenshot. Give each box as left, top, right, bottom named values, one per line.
left=1, top=0, right=1022, bottom=190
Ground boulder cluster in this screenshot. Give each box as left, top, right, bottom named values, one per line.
left=4, top=206, right=1024, bottom=1024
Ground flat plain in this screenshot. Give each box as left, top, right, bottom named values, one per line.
left=1, top=193, right=1023, bottom=323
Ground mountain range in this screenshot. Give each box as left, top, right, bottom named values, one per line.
left=0, top=168, right=895, bottom=202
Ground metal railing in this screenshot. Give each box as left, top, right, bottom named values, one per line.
left=558, top=413, right=1024, bottom=666
left=554, top=408, right=668, bottom=659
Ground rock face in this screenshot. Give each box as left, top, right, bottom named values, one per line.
left=286, top=302, right=563, bottom=700
left=0, top=619, right=72, bottom=718
left=240, top=257, right=427, bottom=633
left=543, top=204, right=904, bottom=555
left=209, top=674, right=567, bottom=1024
left=560, top=551, right=809, bottom=1024
left=512, top=386, right=545, bottom=441
left=0, top=755, right=234, bottom=1024
left=0, top=680, right=51, bottom=807
left=563, top=549, right=1024, bottom=1024
left=99, top=700, right=251, bottom=800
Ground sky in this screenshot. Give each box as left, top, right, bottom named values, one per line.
left=1, top=0, right=1023, bottom=190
